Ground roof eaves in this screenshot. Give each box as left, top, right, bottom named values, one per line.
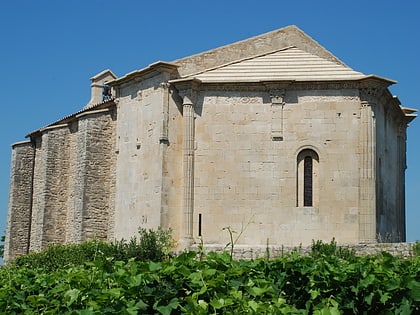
left=358, top=74, right=397, bottom=86
left=402, top=106, right=418, bottom=124
left=177, top=76, right=369, bottom=85
left=401, top=107, right=418, bottom=114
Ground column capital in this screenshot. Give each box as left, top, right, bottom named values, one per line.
left=263, top=81, right=291, bottom=105
left=159, top=82, right=171, bottom=90
left=360, top=100, right=374, bottom=108
left=170, top=78, right=201, bottom=106
left=358, top=75, right=392, bottom=104
left=269, top=88, right=286, bottom=105
left=180, top=90, right=197, bottom=107
left=359, top=87, right=384, bottom=105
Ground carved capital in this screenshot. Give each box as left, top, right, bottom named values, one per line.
left=360, top=100, right=376, bottom=119
left=179, top=89, right=197, bottom=107
left=136, top=90, right=142, bottom=102
left=270, top=89, right=286, bottom=105
left=359, top=87, right=384, bottom=104
left=159, top=82, right=170, bottom=90
left=360, top=100, right=373, bottom=108
left=171, top=78, right=201, bottom=107
left=263, top=81, right=291, bottom=105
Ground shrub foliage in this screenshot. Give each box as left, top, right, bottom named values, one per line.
left=1, top=237, right=420, bottom=314
left=12, top=228, right=174, bottom=272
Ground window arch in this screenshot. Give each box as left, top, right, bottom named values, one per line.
left=297, top=149, right=319, bottom=207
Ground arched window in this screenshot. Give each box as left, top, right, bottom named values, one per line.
left=297, top=149, right=319, bottom=207
left=303, top=156, right=313, bottom=206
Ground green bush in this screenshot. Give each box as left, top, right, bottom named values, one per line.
left=413, top=241, right=420, bottom=256
left=111, top=227, right=175, bottom=262
left=12, top=240, right=112, bottom=271
left=5, top=236, right=420, bottom=313
left=310, top=238, right=356, bottom=260
left=12, top=228, right=174, bottom=271
left=2, top=248, right=420, bottom=314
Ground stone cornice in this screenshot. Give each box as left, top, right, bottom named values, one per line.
left=177, top=79, right=384, bottom=93
left=26, top=100, right=116, bottom=139
left=170, top=77, right=202, bottom=91
left=168, top=77, right=416, bottom=126
left=39, top=123, right=69, bottom=133
left=11, top=140, right=33, bottom=148
left=402, top=107, right=417, bottom=125
left=75, top=108, right=112, bottom=119
left=108, top=61, right=179, bottom=87
left=359, top=79, right=416, bottom=127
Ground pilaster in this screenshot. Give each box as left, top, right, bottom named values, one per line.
left=358, top=89, right=377, bottom=243
left=269, top=88, right=286, bottom=141
left=159, top=82, right=170, bottom=229
left=396, top=124, right=407, bottom=241
left=159, top=82, right=170, bottom=144
left=176, top=80, right=200, bottom=248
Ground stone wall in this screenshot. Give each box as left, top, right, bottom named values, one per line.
left=193, top=242, right=417, bottom=260
left=163, top=88, right=183, bottom=242
left=4, top=141, right=34, bottom=261
left=192, top=87, right=362, bottom=246
left=9, top=105, right=117, bottom=256
left=374, top=96, right=406, bottom=242
left=113, top=73, right=171, bottom=241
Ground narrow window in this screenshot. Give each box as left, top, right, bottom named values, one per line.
left=303, top=156, right=313, bottom=206
left=198, top=213, right=202, bottom=237
left=297, top=149, right=319, bottom=207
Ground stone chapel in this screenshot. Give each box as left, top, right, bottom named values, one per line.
left=4, top=25, right=417, bottom=261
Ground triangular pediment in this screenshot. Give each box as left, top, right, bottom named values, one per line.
left=174, top=25, right=351, bottom=77
left=187, top=46, right=366, bottom=83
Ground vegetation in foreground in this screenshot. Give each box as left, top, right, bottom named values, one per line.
left=1, top=231, right=420, bottom=314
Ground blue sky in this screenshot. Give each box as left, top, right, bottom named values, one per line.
left=0, top=0, right=419, bottom=244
